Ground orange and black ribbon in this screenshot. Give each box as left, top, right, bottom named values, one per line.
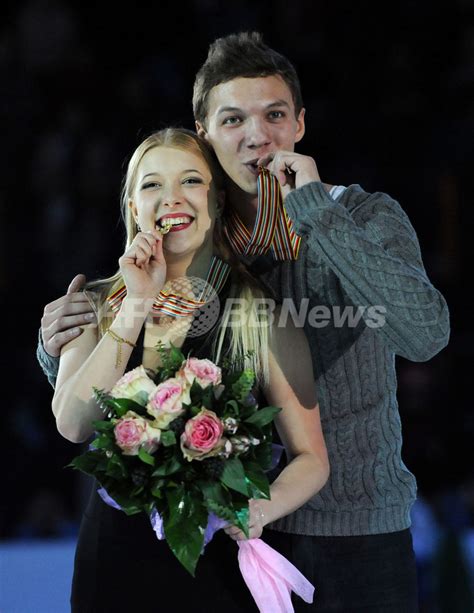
left=107, top=256, right=230, bottom=317
left=224, top=167, right=301, bottom=261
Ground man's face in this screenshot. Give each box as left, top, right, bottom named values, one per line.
left=197, top=75, right=305, bottom=195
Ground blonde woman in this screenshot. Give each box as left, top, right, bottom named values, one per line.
left=51, top=128, right=328, bottom=612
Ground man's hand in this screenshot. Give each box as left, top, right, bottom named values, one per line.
left=41, top=274, right=96, bottom=357
left=257, top=151, right=326, bottom=199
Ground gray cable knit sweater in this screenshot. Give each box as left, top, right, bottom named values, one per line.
left=37, top=181, right=450, bottom=537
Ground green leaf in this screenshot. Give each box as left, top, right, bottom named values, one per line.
left=67, top=451, right=103, bottom=476
left=244, top=405, right=281, bottom=428
left=220, top=457, right=249, bottom=496
left=94, top=481, right=140, bottom=514
left=151, top=455, right=182, bottom=477
left=151, top=478, right=165, bottom=497
left=90, top=435, right=114, bottom=451
left=168, top=343, right=186, bottom=367
left=122, top=507, right=143, bottom=516
left=92, top=387, right=116, bottom=413
left=163, top=486, right=207, bottom=576
left=92, top=388, right=149, bottom=416
left=91, top=420, right=115, bottom=432
left=199, top=480, right=231, bottom=508
left=190, top=404, right=202, bottom=417
left=232, top=500, right=250, bottom=537
left=200, top=386, right=214, bottom=410
left=189, top=379, right=204, bottom=406
left=109, top=397, right=150, bottom=418
left=199, top=465, right=252, bottom=538
left=155, top=342, right=186, bottom=376
left=131, top=485, right=145, bottom=497
left=243, top=461, right=271, bottom=500
left=224, top=399, right=240, bottom=417
left=205, top=498, right=235, bottom=524
left=160, top=430, right=176, bottom=447
left=250, top=423, right=274, bottom=470
left=206, top=496, right=249, bottom=537
left=105, top=491, right=142, bottom=515
left=138, top=447, right=155, bottom=466
left=105, top=454, right=128, bottom=479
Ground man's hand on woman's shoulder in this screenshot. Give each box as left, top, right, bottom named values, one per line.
left=41, top=274, right=96, bottom=357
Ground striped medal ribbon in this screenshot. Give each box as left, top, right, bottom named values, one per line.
left=107, top=255, right=231, bottom=317
left=224, top=167, right=301, bottom=260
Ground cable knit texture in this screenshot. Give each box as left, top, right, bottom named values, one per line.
left=248, top=182, right=449, bottom=536
left=36, top=329, right=60, bottom=387
left=36, top=181, right=450, bottom=536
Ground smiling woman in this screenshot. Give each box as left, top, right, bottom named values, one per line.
left=128, top=145, right=216, bottom=270
left=80, top=129, right=226, bottom=339
left=46, top=126, right=329, bottom=611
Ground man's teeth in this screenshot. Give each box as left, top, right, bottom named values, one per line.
left=157, top=216, right=192, bottom=228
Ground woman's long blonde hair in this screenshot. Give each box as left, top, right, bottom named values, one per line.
left=86, top=128, right=270, bottom=384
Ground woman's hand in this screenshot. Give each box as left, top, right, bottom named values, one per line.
left=224, top=499, right=266, bottom=541
left=118, top=230, right=166, bottom=300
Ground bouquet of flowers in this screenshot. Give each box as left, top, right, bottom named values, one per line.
left=68, top=344, right=281, bottom=577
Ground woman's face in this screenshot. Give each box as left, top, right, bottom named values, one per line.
left=130, top=146, right=218, bottom=260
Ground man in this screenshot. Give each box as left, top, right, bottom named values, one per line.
left=38, top=32, right=449, bottom=611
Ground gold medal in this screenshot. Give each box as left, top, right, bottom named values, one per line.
left=158, top=221, right=172, bottom=235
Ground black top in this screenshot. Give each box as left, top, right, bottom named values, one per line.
left=70, top=278, right=280, bottom=612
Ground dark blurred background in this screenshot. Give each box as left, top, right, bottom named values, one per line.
left=1, top=0, right=473, bottom=611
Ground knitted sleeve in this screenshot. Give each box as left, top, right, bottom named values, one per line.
left=284, top=181, right=450, bottom=362
left=36, top=328, right=59, bottom=388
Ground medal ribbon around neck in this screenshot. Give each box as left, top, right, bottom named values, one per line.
left=224, top=167, right=301, bottom=260
left=107, top=255, right=231, bottom=318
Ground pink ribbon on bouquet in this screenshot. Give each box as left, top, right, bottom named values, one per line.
left=237, top=538, right=314, bottom=612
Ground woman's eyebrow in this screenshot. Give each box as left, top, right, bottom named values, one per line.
left=142, top=169, right=204, bottom=179
left=181, top=169, right=204, bottom=175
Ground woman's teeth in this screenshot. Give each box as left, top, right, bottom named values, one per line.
left=156, top=216, right=193, bottom=232
left=158, top=221, right=172, bottom=235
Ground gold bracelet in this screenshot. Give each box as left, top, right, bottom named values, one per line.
left=106, top=328, right=136, bottom=368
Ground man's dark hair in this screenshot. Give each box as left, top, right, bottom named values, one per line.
left=193, top=31, right=303, bottom=126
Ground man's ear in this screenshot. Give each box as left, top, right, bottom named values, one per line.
left=295, top=107, right=306, bottom=144
left=195, top=120, right=208, bottom=141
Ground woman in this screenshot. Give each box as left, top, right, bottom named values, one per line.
left=52, top=128, right=329, bottom=612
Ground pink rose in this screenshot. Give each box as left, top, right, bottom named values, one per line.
left=178, top=357, right=222, bottom=389
left=180, top=408, right=224, bottom=461
left=114, top=411, right=160, bottom=456
left=110, top=365, right=156, bottom=403
left=147, top=378, right=188, bottom=428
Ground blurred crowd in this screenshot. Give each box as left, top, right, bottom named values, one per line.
left=1, top=0, right=473, bottom=610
